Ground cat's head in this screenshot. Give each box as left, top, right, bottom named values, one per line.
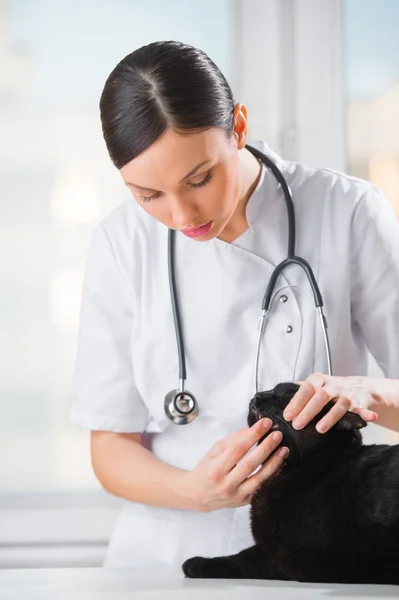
left=248, top=382, right=367, bottom=461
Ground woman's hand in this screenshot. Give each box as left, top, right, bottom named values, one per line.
left=187, top=418, right=289, bottom=513
left=283, top=374, right=379, bottom=433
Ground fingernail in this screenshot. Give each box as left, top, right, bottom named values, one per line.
left=317, top=422, right=327, bottom=433
left=262, top=418, right=272, bottom=429
left=284, top=411, right=293, bottom=421
left=279, top=447, right=289, bottom=459
left=272, top=431, right=282, bottom=442
left=292, top=420, right=303, bottom=430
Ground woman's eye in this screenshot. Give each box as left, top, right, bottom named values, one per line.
left=188, top=171, right=213, bottom=189
left=138, top=170, right=212, bottom=203
left=139, top=191, right=162, bottom=203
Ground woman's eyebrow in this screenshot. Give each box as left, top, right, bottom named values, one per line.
left=127, top=159, right=212, bottom=191
left=179, top=159, right=212, bottom=183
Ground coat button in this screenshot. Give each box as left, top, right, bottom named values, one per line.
left=280, top=295, right=288, bottom=303
left=285, top=325, right=293, bottom=333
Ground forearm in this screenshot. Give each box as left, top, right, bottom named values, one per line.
left=364, top=377, right=399, bottom=433
left=90, top=431, right=199, bottom=510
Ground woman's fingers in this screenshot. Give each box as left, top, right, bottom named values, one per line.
left=290, top=386, right=333, bottom=430
left=358, top=408, right=378, bottom=421
left=213, top=418, right=273, bottom=474
left=227, top=429, right=285, bottom=488
left=316, top=402, right=378, bottom=433
left=283, top=379, right=323, bottom=422
left=285, top=373, right=379, bottom=433
left=240, top=445, right=289, bottom=497
left=314, top=396, right=351, bottom=432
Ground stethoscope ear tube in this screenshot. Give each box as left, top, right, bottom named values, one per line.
left=262, top=257, right=324, bottom=312
left=245, top=144, right=296, bottom=258
left=167, top=229, right=199, bottom=424
left=168, top=228, right=187, bottom=382
left=165, top=145, right=333, bottom=423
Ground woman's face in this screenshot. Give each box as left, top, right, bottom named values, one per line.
left=120, top=126, right=244, bottom=241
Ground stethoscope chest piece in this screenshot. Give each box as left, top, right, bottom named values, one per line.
left=164, top=389, right=199, bottom=424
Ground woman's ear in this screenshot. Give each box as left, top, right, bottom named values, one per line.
left=233, top=103, right=248, bottom=149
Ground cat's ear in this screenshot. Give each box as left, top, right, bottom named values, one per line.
left=334, top=411, right=367, bottom=431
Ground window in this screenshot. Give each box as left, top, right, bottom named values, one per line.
left=1, top=0, right=233, bottom=495
left=343, top=0, right=399, bottom=218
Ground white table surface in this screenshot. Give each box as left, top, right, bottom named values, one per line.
left=0, top=568, right=398, bottom=600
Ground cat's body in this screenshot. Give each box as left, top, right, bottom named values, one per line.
left=183, top=383, right=399, bottom=585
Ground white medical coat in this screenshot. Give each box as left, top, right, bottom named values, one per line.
left=70, top=141, right=399, bottom=571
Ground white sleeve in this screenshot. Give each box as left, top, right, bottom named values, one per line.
left=350, top=185, right=399, bottom=377
left=69, top=223, right=150, bottom=432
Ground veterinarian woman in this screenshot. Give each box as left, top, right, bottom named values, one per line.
left=69, top=41, right=399, bottom=571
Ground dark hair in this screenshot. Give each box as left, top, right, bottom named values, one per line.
left=99, top=41, right=235, bottom=169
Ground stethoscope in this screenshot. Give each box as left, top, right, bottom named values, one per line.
left=164, top=144, right=332, bottom=425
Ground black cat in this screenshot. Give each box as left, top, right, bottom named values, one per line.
left=183, top=382, right=399, bottom=585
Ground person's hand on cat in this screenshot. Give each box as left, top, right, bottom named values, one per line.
left=187, top=418, right=289, bottom=513
left=283, top=373, right=379, bottom=433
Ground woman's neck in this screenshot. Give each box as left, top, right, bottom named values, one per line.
left=217, top=148, right=262, bottom=243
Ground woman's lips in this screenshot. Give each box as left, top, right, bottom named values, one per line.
left=181, top=221, right=213, bottom=238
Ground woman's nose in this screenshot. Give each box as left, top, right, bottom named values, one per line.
left=170, top=198, right=199, bottom=229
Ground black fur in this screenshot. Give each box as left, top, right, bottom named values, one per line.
left=183, top=382, right=399, bottom=585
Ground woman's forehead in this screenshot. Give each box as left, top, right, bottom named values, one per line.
left=120, top=128, right=231, bottom=190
